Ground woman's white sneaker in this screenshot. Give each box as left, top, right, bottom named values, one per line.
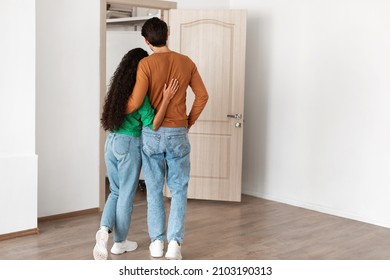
left=111, top=240, right=138, bottom=255
left=93, top=228, right=109, bottom=260
left=165, top=241, right=182, bottom=260
left=149, top=240, right=164, bottom=258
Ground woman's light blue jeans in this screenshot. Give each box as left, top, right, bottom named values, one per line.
left=141, top=126, right=191, bottom=244
left=100, top=133, right=141, bottom=243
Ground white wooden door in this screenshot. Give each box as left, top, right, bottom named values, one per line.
left=168, top=10, right=247, bottom=202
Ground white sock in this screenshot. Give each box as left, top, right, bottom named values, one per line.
left=100, top=226, right=109, bottom=232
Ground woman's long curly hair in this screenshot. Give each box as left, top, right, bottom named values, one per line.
left=101, top=48, right=148, bottom=131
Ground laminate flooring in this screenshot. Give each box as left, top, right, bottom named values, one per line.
left=1, top=194, right=390, bottom=260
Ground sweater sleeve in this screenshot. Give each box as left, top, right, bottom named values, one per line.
left=125, top=60, right=149, bottom=114
left=187, top=64, right=209, bottom=127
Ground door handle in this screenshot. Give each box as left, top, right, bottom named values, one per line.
left=227, top=113, right=242, bottom=119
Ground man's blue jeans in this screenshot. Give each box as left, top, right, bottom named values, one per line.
left=141, top=126, right=191, bottom=244
left=100, top=133, right=141, bottom=242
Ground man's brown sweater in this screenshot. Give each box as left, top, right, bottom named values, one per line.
left=126, top=51, right=209, bottom=128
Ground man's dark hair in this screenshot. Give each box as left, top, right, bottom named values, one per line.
left=141, top=17, right=168, bottom=47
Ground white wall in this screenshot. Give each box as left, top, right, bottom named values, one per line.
left=231, top=0, right=390, bottom=227
left=36, top=0, right=100, bottom=217
left=0, top=1, right=37, bottom=234
left=34, top=0, right=228, bottom=219
left=33, top=0, right=390, bottom=229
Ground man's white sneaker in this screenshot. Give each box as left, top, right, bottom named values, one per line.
left=111, top=240, right=138, bottom=255
left=149, top=239, right=164, bottom=258
left=93, top=228, right=109, bottom=260
left=165, top=241, right=182, bottom=260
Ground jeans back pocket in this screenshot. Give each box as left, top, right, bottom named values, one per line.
left=113, top=135, right=132, bottom=155
left=142, top=132, right=161, bottom=156
left=166, top=134, right=191, bottom=158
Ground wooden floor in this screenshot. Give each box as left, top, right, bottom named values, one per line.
left=1, top=194, right=390, bottom=260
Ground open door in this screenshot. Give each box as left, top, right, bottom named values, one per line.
left=168, top=10, right=247, bottom=202
left=100, top=3, right=247, bottom=208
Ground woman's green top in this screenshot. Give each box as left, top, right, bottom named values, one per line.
left=113, top=96, right=154, bottom=137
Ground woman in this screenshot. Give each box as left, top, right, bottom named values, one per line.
left=93, top=48, right=178, bottom=260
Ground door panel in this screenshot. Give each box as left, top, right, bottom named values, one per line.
left=168, top=10, right=247, bottom=202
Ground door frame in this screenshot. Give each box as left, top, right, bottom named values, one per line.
left=99, top=0, right=177, bottom=210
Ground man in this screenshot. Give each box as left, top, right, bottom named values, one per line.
left=125, top=17, right=209, bottom=260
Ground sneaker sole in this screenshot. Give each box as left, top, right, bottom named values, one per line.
left=150, top=251, right=164, bottom=258
left=165, top=254, right=182, bottom=260
left=111, top=244, right=138, bottom=255
left=93, top=243, right=108, bottom=260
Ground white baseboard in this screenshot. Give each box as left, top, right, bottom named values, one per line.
left=242, top=189, right=390, bottom=229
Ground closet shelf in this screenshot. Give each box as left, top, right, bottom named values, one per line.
left=106, top=14, right=160, bottom=23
